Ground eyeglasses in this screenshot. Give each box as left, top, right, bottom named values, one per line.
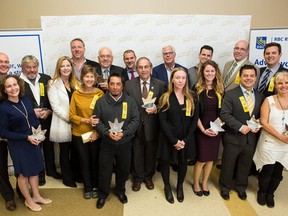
left=162, top=52, right=175, bottom=56
left=137, top=65, right=150, bottom=70
left=234, top=47, right=247, bottom=52
left=99, top=55, right=112, bottom=59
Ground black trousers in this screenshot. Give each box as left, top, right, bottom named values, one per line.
left=160, top=159, right=187, bottom=186
left=0, top=140, right=14, bottom=201
left=132, top=125, right=157, bottom=182
left=41, top=130, right=57, bottom=175
left=72, top=135, right=100, bottom=192
left=98, top=142, right=131, bottom=199
left=59, top=142, right=75, bottom=184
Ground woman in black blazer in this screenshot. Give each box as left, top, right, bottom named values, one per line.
left=158, top=67, right=199, bottom=204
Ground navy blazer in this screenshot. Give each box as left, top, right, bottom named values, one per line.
left=152, top=63, right=188, bottom=84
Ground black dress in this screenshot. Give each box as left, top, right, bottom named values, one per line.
left=195, top=89, right=221, bottom=162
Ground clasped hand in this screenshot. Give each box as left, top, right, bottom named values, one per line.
left=174, top=140, right=185, bottom=150
left=109, top=132, right=123, bottom=141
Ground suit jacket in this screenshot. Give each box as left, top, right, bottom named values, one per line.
left=47, top=78, right=72, bottom=142
left=96, top=64, right=125, bottom=78
left=124, top=77, right=166, bottom=142
left=122, top=68, right=132, bottom=83
left=86, top=59, right=99, bottom=69
left=152, top=63, right=188, bottom=84
left=223, top=59, right=260, bottom=91
left=220, top=86, right=264, bottom=146
left=21, top=73, right=52, bottom=130
left=257, top=65, right=288, bottom=97
left=187, top=65, right=199, bottom=88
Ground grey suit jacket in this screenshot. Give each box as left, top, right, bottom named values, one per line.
left=220, top=86, right=264, bottom=146
left=188, top=64, right=199, bottom=88
left=223, top=59, right=260, bottom=91
left=124, top=76, right=166, bottom=142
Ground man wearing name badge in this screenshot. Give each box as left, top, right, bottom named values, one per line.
left=223, top=40, right=260, bottom=91
left=70, top=38, right=100, bottom=80
left=257, top=42, right=288, bottom=97
left=0, top=52, right=16, bottom=211
left=123, top=50, right=138, bottom=82
left=93, top=73, right=139, bottom=209
left=219, top=65, right=264, bottom=201
left=152, top=45, right=188, bottom=85
left=20, top=55, right=61, bottom=186
left=124, top=57, right=166, bottom=192
left=188, top=45, right=214, bottom=88
left=96, top=47, right=125, bottom=91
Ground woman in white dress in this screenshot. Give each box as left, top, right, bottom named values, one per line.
left=253, top=71, right=288, bottom=208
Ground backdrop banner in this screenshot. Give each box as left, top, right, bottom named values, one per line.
left=249, top=28, right=288, bottom=69
left=41, top=14, right=251, bottom=76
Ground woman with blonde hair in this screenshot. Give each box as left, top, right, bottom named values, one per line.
left=47, top=56, right=80, bottom=187
left=193, top=60, right=224, bottom=197
left=158, top=67, right=199, bottom=203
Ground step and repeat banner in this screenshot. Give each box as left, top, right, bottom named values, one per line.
left=249, top=28, right=288, bottom=69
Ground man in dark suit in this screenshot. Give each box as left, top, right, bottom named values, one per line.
left=0, top=52, right=16, bottom=211
left=223, top=40, right=260, bottom=92
left=20, top=55, right=61, bottom=185
left=96, top=47, right=125, bottom=91
left=152, top=45, right=187, bottom=85
left=125, top=57, right=166, bottom=192
left=123, top=50, right=138, bottom=82
left=219, top=65, right=264, bottom=201
left=70, top=38, right=99, bottom=80
left=257, top=42, right=288, bottom=97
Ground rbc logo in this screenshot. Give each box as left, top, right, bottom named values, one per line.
left=256, top=37, right=267, bottom=49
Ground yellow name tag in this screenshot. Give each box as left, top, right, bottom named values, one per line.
left=122, top=102, right=127, bottom=119
left=268, top=77, right=275, bottom=92
left=148, top=91, right=154, bottom=99
left=239, top=96, right=249, bottom=113
left=234, top=71, right=240, bottom=84
left=185, top=99, right=191, bottom=116
left=216, top=92, right=222, bottom=108
left=40, top=83, right=45, bottom=96
left=89, top=95, right=99, bottom=110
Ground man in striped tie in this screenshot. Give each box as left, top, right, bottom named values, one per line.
left=257, top=42, right=288, bottom=97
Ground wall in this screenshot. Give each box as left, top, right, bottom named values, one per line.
left=0, top=0, right=287, bottom=29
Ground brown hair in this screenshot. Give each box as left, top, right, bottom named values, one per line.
left=0, top=75, right=25, bottom=100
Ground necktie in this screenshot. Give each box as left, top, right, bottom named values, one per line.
left=224, top=62, right=237, bottom=87
left=129, top=70, right=135, bottom=79
left=246, top=90, right=254, bottom=116
left=103, top=69, right=109, bottom=79
left=258, top=69, right=271, bottom=93
left=142, top=81, right=148, bottom=98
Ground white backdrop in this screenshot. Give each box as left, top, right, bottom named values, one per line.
left=249, top=28, right=288, bottom=69
left=41, top=14, right=251, bottom=76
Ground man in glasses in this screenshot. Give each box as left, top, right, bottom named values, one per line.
left=152, top=45, right=187, bottom=85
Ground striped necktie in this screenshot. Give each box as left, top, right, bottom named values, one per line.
left=224, top=62, right=237, bottom=87
left=258, top=69, right=271, bottom=93
left=246, top=90, right=254, bottom=116
left=142, top=81, right=148, bottom=98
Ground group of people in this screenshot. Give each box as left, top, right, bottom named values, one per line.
left=0, top=38, right=287, bottom=212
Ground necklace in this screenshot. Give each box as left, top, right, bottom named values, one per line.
left=12, top=100, right=30, bottom=129
left=277, top=95, right=286, bottom=126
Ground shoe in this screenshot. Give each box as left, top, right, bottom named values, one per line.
left=192, top=184, right=203, bottom=197
left=5, top=200, right=16, bottom=211
left=257, top=191, right=266, bottom=206
left=92, top=188, right=99, bottom=199
left=176, top=184, right=184, bottom=202
left=203, top=190, right=210, bottom=196
left=24, top=201, right=42, bottom=212
left=220, top=191, right=230, bottom=200
left=132, top=182, right=141, bottom=192
left=83, top=191, right=92, bottom=199
left=96, top=198, right=106, bottom=209
left=237, top=191, right=247, bottom=200
left=266, top=194, right=275, bottom=208
left=145, top=180, right=154, bottom=190
left=32, top=197, right=52, bottom=205
left=164, top=184, right=174, bottom=204
left=116, top=193, right=128, bottom=204
left=39, top=175, right=46, bottom=186
left=63, top=181, right=77, bottom=188
left=47, top=172, right=62, bottom=179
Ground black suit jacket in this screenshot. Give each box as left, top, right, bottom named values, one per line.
left=96, top=64, right=125, bottom=77
left=220, top=86, right=264, bottom=146
left=22, top=73, right=52, bottom=130
left=86, top=59, right=100, bottom=69
left=122, top=68, right=132, bottom=83
left=124, top=77, right=166, bottom=142
left=258, top=65, right=288, bottom=97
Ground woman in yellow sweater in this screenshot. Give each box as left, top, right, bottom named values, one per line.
left=70, top=65, right=104, bottom=199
